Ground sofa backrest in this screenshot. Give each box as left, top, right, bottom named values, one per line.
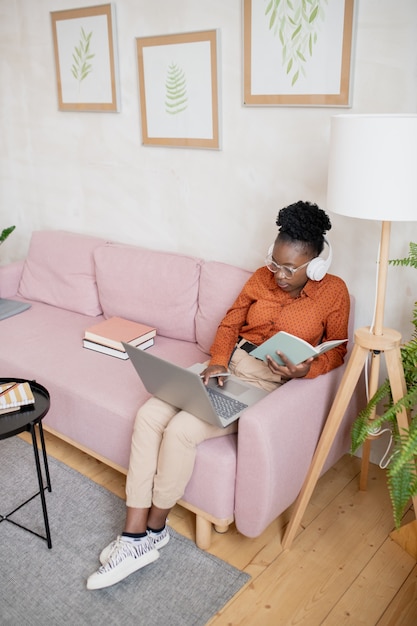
left=18, top=230, right=104, bottom=316
left=19, top=232, right=354, bottom=359
left=17, top=231, right=254, bottom=348
left=16, top=230, right=355, bottom=354
left=195, top=260, right=252, bottom=354
left=94, top=243, right=202, bottom=342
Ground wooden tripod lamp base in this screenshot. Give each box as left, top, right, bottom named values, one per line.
left=282, top=325, right=413, bottom=551
left=306, top=114, right=417, bottom=555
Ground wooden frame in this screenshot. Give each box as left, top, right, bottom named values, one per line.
left=243, top=0, right=355, bottom=106
left=136, top=30, right=221, bottom=149
left=51, top=4, right=120, bottom=112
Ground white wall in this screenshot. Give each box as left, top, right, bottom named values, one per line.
left=1, top=0, right=416, bottom=342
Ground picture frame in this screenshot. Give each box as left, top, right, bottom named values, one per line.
left=136, top=30, right=221, bottom=149
left=51, top=4, right=120, bottom=112
left=243, top=0, right=356, bottom=107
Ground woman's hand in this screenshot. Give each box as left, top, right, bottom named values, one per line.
left=199, top=364, right=229, bottom=386
left=266, top=352, right=313, bottom=379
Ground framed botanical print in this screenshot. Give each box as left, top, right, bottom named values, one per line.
left=243, top=0, right=356, bottom=106
left=51, top=4, right=120, bottom=112
left=136, top=30, right=221, bottom=149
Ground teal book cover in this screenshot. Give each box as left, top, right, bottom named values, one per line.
left=250, top=331, right=347, bottom=366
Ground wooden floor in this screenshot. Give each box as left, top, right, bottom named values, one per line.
left=21, top=431, right=417, bottom=625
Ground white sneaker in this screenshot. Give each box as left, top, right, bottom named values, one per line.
left=147, top=526, right=170, bottom=550
left=87, top=536, right=159, bottom=590
left=99, top=527, right=170, bottom=565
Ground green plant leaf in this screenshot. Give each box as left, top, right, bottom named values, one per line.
left=165, top=63, right=188, bottom=115
left=350, top=380, right=391, bottom=453
left=265, top=0, right=274, bottom=16
left=390, top=242, right=417, bottom=269
left=387, top=459, right=416, bottom=527
left=0, top=225, right=16, bottom=244
left=351, top=241, right=417, bottom=529
left=72, top=28, right=95, bottom=84
left=309, top=6, right=319, bottom=23
left=291, top=24, right=302, bottom=40
left=265, top=0, right=328, bottom=87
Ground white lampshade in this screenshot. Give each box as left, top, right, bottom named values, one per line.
left=327, top=114, right=417, bottom=221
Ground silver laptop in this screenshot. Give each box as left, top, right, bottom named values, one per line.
left=123, top=342, right=269, bottom=428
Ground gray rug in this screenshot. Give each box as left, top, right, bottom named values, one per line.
left=0, top=437, right=250, bottom=625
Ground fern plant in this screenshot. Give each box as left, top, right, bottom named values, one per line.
left=351, top=242, right=417, bottom=527
left=165, top=63, right=188, bottom=115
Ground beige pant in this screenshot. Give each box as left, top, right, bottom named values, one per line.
left=125, top=348, right=284, bottom=509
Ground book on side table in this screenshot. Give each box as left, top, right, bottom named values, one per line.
left=0, top=381, right=35, bottom=414
left=83, top=316, right=157, bottom=359
left=249, top=331, right=347, bottom=366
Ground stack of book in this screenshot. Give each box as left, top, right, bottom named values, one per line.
left=83, top=316, right=157, bottom=359
left=0, top=381, right=35, bottom=414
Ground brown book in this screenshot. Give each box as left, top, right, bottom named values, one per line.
left=84, top=316, right=156, bottom=351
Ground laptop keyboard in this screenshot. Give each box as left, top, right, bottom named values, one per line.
left=206, top=387, right=248, bottom=420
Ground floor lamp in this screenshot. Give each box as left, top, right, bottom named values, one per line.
left=282, top=114, right=417, bottom=550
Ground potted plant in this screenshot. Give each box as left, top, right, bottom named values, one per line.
left=0, top=225, right=16, bottom=245
left=351, top=242, right=417, bottom=528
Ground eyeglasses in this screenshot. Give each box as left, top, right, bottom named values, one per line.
left=264, top=254, right=311, bottom=279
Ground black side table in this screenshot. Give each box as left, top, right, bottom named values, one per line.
left=0, top=378, right=52, bottom=548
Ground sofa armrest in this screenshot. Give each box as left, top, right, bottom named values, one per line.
left=0, top=260, right=25, bottom=297
left=234, top=363, right=365, bottom=538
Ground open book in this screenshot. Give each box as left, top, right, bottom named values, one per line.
left=249, top=331, right=347, bottom=366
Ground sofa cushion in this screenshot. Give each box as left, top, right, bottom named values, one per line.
left=94, top=243, right=201, bottom=342
left=18, top=230, right=104, bottom=316
left=196, top=261, right=252, bottom=354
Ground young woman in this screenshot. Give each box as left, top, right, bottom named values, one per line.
left=87, top=200, right=349, bottom=590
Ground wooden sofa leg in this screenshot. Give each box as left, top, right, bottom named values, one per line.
left=214, top=523, right=229, bottom=534
left=196, top=515, right=212, bottom=550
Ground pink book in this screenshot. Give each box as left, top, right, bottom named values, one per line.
left=84, top=316, right=156, bottom=351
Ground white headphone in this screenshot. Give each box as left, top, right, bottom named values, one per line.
left=268, top=237, right=332, bottom=281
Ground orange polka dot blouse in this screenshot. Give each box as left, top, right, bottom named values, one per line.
left=209, top=267, right=350, bottom=379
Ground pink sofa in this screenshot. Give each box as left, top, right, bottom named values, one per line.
left=0, top=230, right=365, bottom=548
